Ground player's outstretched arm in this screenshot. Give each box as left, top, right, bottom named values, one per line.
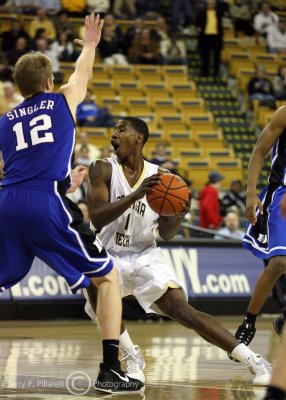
left=59, top=13, right=103, bottom=118
left=87, top=161, right=161, bottom=229
left=158, top=196, right=191, bottom=241
left=245, top=106, right=286, bottom=225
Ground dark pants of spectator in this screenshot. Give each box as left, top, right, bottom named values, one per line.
left=233, top=19, right=255, bottom=36
left=171, top=0, right=193, bottom=32
left=199, top=35, right=221, bottom=77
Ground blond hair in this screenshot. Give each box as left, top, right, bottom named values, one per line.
left=14, top=52, right=52, bottom=97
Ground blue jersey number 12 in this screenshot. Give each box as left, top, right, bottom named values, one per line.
left=13, top=114, right=54, bottom=151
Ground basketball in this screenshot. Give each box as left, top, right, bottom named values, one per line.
left=146, top=173, right=190, bottom=216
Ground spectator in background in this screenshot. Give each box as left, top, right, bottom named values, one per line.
left=129, top=28, right=162, bottom=64
left=75, top=131, right=101, bottom=161
left=214, top=211, right=245, bottom=240
left=149, top=142, right=179, bottom=175
left=199, top=171, right=223, bottom=230
left=0, top=53, right=13, bottom=81
left=1, top=19, right=30, bottom=53
left=77, top=201, right=90, bottom=228
left=55, top=10, right=74, bottom=37
left=60, top=0, right=86, bottom=17
left=0, top=0, right=14, bottom=12
left=7, top=36, right=29, bottom=66
left=248, top=65, right=275, bottom=107
left=35, top=37, right=63, bottom=83
left=124, top=17, right=144, bottom=49
left=29, top=8, right=56, bottom=40
left=267, top=18, right=286, bottom=53
left=13, top=0, right=38, bottom=14
left=230, top=0, right=254, bottom=36
left=273, top=65, right=286, bottom=100
left=152, top=17, right=169, bottom=42
left=100, top=145, right=113, bottom=158
left=136, top=0, right=161, bottom=19
left=160, top=33, right=187, bottom=65
left=75, top=144, right=93, bottom=167
left=113, top=0, right=136, bottom=19
left=98, top=26, right=128, bottom=65
left=254, top=2, right=278, bottom=36
left=34, top=0, right=61, bottom=16
left=0, top=81, right=23, bottom=116
left=196, top=0, right=227, bottom=77
left=87, top=0, right=110, bottom=14
left=76, top=90, right=115, bottom=127
left=221, top=179, right=246, bottom=216
left=170, top=0, right=193, bottom=33
left=51, top=31, right=80, bottom=62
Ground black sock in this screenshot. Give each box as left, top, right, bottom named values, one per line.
left=264, top=385, right=286, bottom=400
left=244, top=312, right=257, bottom=324
left=102, top=339, right=120, bottom=370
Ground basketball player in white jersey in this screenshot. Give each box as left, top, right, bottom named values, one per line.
left=84, top=117, right=272, bottom=386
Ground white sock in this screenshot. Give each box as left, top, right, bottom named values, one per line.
left=120, top=329, right=135, bottom=352
left=230, top=343, right=256, bottom=363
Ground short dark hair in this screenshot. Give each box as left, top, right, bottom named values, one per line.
left=123, top=117, right=149, bottom=144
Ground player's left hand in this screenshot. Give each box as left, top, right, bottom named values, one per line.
left=68, top=165, right=88, bottom=194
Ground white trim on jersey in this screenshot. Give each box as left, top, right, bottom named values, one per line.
left=244, top=185, right=283, bottom=254
left=65, top=127, right=76, bottom=179
left=70, top=275, right=85, bottom=291
left=83, top=259, right=110, bottom=274
left=53, top=181, right=111, bottom=266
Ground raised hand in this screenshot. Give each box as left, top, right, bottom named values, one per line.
left=74, top=13, right=104, bottom=48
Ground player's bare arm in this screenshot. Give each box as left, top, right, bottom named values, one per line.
left=158, top=193, right=191, bottom=241
left=246, top=106, right=286, bottom=225
left=59, top=13, right=104, bottom=118
left=87, top=159, right=161, bottom=229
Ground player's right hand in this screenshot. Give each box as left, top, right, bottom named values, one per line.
left=74, top=13, right=104, bottom=48
left=244, top=192, right=263, bottom=225
left=133, top=173, right=162, bottom=200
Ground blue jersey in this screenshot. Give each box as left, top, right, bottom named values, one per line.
left=0, top=92, right=75, bottom=187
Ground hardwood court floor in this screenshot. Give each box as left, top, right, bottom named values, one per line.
left=0, top=316, right=280, bottom=400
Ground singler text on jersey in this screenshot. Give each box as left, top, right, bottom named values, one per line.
left=7, top=100, right=55, bottom=121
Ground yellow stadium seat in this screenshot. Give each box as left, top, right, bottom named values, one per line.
left=183, top=160, right=211, bottom=189
left=116, top=82, right=143, bottom=100
left=206, top=148, right=234, bottom=162
left=109, top=65, right=135, bottom=84
left=193, top=130, right=224, bottom=148
left=91, top=64, right=109, bottom=81
left=92, top=81, right=116, bottom=97
left=186, top=112, right=215, bottom=130
left=213, top=160, right=243, bottom=188
left=143, top=83, right=170, bottom=100
left=158, top=115, right=186, bottom=132
left=126, top=98, right=151, bottom=115
left=169, top=82, right=197, bottom=99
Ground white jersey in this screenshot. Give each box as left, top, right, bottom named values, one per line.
left=98, top=156, right=159, bottom=257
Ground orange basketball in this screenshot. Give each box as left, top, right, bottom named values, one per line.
left=146, top=173, right=190, bottom=216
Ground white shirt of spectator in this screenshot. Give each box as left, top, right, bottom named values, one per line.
left=267, top=25, right=286, bottom=51
left=254, top=11, right=279, bottom=35
left=214, top=227, right=245, bottom=240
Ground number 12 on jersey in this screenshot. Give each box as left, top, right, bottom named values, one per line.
left=13, top=114, right=54, bottom=151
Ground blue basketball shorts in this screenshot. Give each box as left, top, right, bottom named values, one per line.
left=0, top=180, right=113, bottom=293
left=243, top=183, right=286, bottom=259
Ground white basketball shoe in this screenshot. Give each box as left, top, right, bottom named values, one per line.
left=121, top=345, right=146, bottom=383
left=246, top=354, right=272, bottom=385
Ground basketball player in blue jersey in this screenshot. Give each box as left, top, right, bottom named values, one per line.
left=233, top=105, right=286, bottom=349
left=0, top=14, right=143, bottom=394
left=84, top=116, right=272, bottom=386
